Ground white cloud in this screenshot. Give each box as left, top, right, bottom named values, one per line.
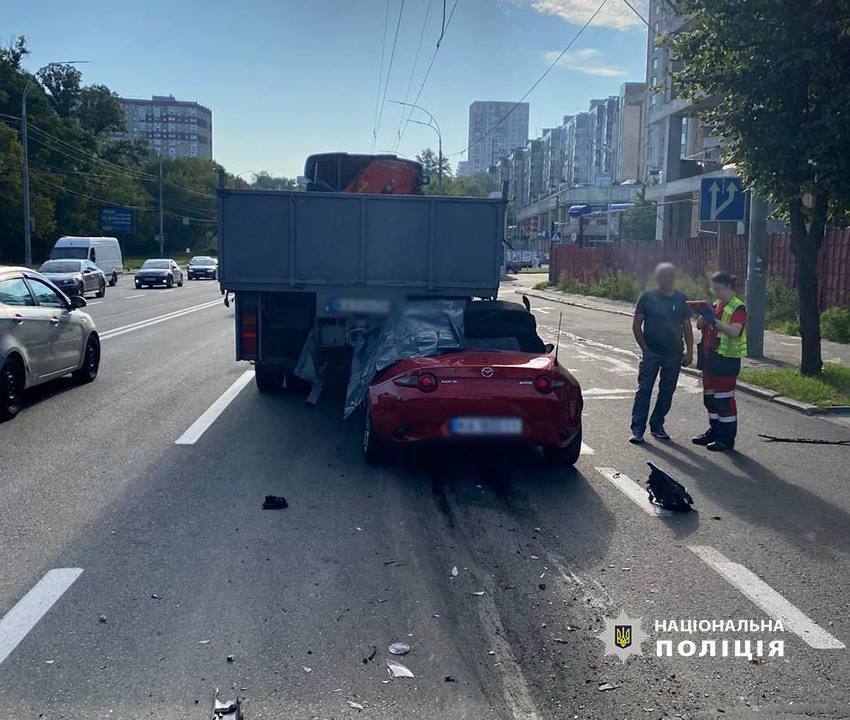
left=510, top=0, right=649, bottom=32
left=544, top=48, right=629, bottom=77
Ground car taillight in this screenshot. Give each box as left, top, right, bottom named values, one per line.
left=393, top=372, right=438, bottom=392
left=242, top=309, right=258, bottom=356
left=535, top=374, right=566, bottom=394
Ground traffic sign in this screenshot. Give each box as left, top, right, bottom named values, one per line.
left=100, top=207, right=134, bottom=232
left=700, top=177, right=745, bottom=222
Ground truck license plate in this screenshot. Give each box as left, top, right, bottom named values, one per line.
left=450, top=417, right=522, bottom=436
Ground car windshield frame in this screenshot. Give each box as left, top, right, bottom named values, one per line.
left=50, top=247, right=88, bottom=260
left=191, top=257, right=215, bottom=265
left=141, top=260, right=170, bottom=269
left=39, top=260, right=82, bottom=273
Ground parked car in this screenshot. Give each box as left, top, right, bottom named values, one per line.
left=362, top=301, right=584, bottom=465
left=49, top=236, right=123, bottom=286
left=187, top=256, right=218, bottom=280
left=134, top=259, right=184, bottom=288
left=0, top=266, right=100, bottom=421
left=38, top=259, right=107, bottom=298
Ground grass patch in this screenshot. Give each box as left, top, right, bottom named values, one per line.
left=533, top=280, right=551, bottom=290
left=739, top=364, right=850, bottom=408
left=557, top=272, right=644, bottom=303
left=519, top=266, right=549, bottom=274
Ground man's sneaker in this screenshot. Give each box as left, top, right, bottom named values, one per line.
left=629, top=433, right=645, bottom=445
left=691, top=432, right=714, bottom=446
left=650, top=427, right=671, bottom=441
left=707, top=441, right=732, bottom=453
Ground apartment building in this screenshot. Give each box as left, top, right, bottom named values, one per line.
left=115, top=95, right=212, bottom=159
left=466, top=101, right=529, bottom=176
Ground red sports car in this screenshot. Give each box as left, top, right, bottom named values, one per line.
left=363, top=347, right=583, bottom=465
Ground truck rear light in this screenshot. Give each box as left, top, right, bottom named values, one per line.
left=242, top=309, right=258, bottom=356
left=393, top=372, right=438, bottom=393
left=535, top=374, right=566, bottom=394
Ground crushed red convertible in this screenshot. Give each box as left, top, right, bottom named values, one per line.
left=361, top=300, right=583, bottom=465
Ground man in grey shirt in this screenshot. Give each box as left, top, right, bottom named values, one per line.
left=629, top=263, right=694, bottom=443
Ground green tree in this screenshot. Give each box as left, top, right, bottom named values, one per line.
left=415, top=147, right=451, bottom=180
left=673, top=0, right=850, bottom=375
left=250, top=171, right=297, bottom=190
left=37, top=63, right=82, bottom=117
left=77, top=85, right=126, bottom=134
left=619, top=189, right=657, bottom=243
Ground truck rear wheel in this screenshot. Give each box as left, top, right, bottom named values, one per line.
left=255, top=365, right=285, bottom=393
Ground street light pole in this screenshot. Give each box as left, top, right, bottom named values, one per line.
left=389, top=100, right=442, bottom=193
left=20, top=60, right=88, bottom=266
left=158, top=159, right=165, bottom=256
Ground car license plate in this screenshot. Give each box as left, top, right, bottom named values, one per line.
left=450, top=417, right=522, bottom=436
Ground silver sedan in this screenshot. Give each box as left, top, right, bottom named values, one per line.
left=0, top=266, right=100, bottom=421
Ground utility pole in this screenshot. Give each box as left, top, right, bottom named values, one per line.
left=158, top=159, right=165, bottom=256
left=20, top=87, right=31, bottom=267
left=746, top=192, right=768, bottom=358
left=388, top=100, right=442, bottom=193
left=20, top=60, right=89, bottom=266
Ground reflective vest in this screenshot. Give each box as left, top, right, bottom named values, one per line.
left=717, top=296, right=747, bottom=358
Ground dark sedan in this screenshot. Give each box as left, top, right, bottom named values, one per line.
left=187, top=256, right=218, bottom=280
left=38, top=259, right=107, bottom=298
left=134, top=259, right=184, bottom=289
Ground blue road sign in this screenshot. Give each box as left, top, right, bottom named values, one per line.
left=100, top=207, right=133, bottom=232
left=699, top=177, right=745, bottom=222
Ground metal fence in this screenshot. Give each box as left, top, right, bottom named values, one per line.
left=548, top=229, right=850, bottom=309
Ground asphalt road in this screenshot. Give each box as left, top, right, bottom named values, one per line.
left=1, top=273, right=849, bottom=719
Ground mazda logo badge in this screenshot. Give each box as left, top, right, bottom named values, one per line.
left=481, top=367, right=494, bottom=377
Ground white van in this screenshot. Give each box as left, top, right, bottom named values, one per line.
left=50, top=237, right=123, bottom=286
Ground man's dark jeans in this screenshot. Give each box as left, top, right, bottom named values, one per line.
left=631, top=350, right=681, bottom=434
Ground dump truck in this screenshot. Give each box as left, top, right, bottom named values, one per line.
left=218, top=153, right=506, bottom=396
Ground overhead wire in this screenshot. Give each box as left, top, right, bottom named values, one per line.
left=394, top=0, right=461, bottom=151
left=374, top=0, right=407, bottom=152
left=447, top=0, right=609, bottom=158
left=393, top=0, right=434, bottom=146
left=371, top=0, right=393, bottom=153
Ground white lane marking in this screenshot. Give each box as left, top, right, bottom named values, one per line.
left=583, top=388, right=634, bottom=396
left=0, top=569, right=83, bottom=666
left=122, top=294, right=145, bottom=300
left=584, top=396, right=631, bottom=401
left=99, top=300, right=220, bottom=340
left=86, top=301, right=103, bottom=306
left=580, top=442, right=594, bottom=455
left=594, top=467, right=673, bottom=517
left=689, top=545, right=845, bottom=650
left=175, top=370, right=255, bottom=445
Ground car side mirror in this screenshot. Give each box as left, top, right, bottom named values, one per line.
left=83, top=268, right=92, bottom=274
left=544, top=343, right=555, bottom=353
left=70, top=295, right=87, bottom=309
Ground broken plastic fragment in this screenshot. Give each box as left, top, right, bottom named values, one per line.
left=388, top=642, right=410, bottom=656
left=262, top=495, right=288, bottom=510
left=386, top=660, right=415, bottom=679
left=303, top=666, right=312, bottom=673
left=451, top=566, right=458, bottom=577
left=598, top=682, right=617, bottom=692
left=347, top=701, right=364, bottom=710
left=470, top=591, right=485, bottom=596
left=198, top=639, right=210, bottom=644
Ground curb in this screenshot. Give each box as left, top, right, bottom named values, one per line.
left=516, top=287, right=839, bottom=419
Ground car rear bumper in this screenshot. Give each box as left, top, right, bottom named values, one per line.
left=370, top=392, right=582, bottom=447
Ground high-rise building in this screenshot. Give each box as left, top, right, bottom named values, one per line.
left=523, top=138, right=544, bottom=206
left=114, top=95, right=213, bottom=159
left=614, top=82, right=646, bottom=182
left=588, top=96, right=620, bottom=182
left=508, top=147, right=526, bottom=207
left=563, top=113, right=592, bottom=186
left=466, top=101, right=529, bottom=176
left=541, top=125, right=567, bottom=196
left=643, top=3, right=729, bottom=239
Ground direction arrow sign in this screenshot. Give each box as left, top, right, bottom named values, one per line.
left=700, top=177, right=745, bottom=222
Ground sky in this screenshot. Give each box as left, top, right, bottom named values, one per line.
left=6, top=0, right=649, bottom=177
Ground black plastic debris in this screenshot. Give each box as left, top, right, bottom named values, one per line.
left=212, top=689, right=240, bottom=718
left=445, top=675, right=457, bottom=682
left=758, top=434, right=850, bottom=446
left=646, top=462, right=693, bottom=512
left=262, top=495, right=288, bottom=510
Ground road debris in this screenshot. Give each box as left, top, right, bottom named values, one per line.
left=451, top=566, right=459, bottom=577
left=347, top=701, right=365, bottom=710
left=386, top=660, right=415, bottom=679
left=150, top=593, right=160, bottom=600
left=388, top=642, right=410, bottom=656
left=598, top=682, right=618, bottom=692
left=758, top=434, right=850, bottom=446
left=98, top=614, right=107, bottom=623
left=262, top=495, right=288, bottom=509
left=362, top=646, right=377, bottom=664
left=445, top=676, right=457, bottom=682
left=212, top=689, right=241, bottom=718
left=226, top=655, right=235, bottom=663
left=470, top=591, right=485, bottom=596
left=303, top=666, right=312, bottom=673
left=646, top=462, right=693, bottom=512
left=199, top=639, right=210, bottom=645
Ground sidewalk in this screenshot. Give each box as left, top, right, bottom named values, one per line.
left=518, top=285, right=850, bottom=370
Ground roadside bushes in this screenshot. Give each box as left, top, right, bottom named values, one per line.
left=557, top=272, right=643, bottom=303
left=820, top=307, right=850, bottom=344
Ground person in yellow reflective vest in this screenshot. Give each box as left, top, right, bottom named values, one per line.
left=693, top=272, right=748, bottom=452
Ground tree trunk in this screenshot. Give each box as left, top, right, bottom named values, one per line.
left=788, top=195, right=826, bottom=376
